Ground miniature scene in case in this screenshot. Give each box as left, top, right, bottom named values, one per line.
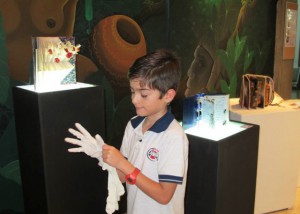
left=32, top=37, right=80, bottom=91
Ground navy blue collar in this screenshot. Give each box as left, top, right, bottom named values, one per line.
left=130, top=108, right=174, bottom=133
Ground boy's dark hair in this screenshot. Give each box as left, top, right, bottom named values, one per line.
left=128, top=49, right=181, bottom=97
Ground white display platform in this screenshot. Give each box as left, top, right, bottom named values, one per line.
left=230, top=98, right=300, bottom=214
left=17, top=82, right=95, bottom=93
left=185, top=121, right=248, bottom=141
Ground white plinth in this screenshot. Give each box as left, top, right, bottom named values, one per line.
left=230, top=98, right=300, bottom=214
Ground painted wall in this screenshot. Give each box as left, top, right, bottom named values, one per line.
left=0, top=0, right=277, bottom=212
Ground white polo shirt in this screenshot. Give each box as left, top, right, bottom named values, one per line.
left=120, top=110, right=189, bottom=214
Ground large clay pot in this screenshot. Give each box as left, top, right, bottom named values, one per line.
left=91, top=15, right=147, bottom=88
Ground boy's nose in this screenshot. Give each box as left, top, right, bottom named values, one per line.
left=131, top=94, right=138, bottom=104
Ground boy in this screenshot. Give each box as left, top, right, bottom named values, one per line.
left=65, top=49, right=189, bottom=214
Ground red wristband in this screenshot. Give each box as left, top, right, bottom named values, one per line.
left=125, top=168, right=140, bottom=185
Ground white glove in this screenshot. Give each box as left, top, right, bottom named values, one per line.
left=104, top=164, right=125, bottom=214
left=65, top=123, right=104, bottom=162
left=65, top=123, right=125, bottom=214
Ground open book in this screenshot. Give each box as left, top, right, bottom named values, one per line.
left=239, top=74, right=274, bottom=109
left=183, top=93, right=229, bottom=130
left=32, top=37, right=80, bottom=91
left=200, top=94, right=229, bottom=129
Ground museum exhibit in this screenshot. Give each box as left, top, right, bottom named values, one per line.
left=1, top=0, right=300, bottom=214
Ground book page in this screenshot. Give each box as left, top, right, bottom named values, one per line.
left=200, top=94, right=229, bottom=129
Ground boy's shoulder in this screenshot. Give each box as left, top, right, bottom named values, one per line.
left=166, top=119, right=186, bottom=135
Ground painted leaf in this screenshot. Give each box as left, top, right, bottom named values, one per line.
left=234, top=35, right=247, bottom=63
left=220, top=79, right=230, bottom=94
left=244, top=48, right=254, bottom=73
left=227, top=36, right=235, bottom=64
left=216, top=49, right=235, bottom=77
left=229, top=73, right=237, bottom=97
left=85, top=0, right=93, bottom=21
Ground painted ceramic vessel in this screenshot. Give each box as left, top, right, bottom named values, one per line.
left=91, top=15, right=147, bottom=87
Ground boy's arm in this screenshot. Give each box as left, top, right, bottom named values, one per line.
left=103, top=144, right=177, bottom=204
left=135, top=174, right=177, bottom=205
left=116, top=169, right=126, bottom=183
left=65, top=123, right=178, bottom=204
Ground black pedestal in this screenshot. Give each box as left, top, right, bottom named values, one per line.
left=12, top=85, right=108, bottom=214
left=184, top=122, right=259, bottom=214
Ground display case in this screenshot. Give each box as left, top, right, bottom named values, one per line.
left=184, top=121, right=259, bottom=214
left=12, top=83, right=107, bottom=214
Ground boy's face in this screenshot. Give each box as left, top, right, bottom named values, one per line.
left=130, top=79, right=175, bottom=118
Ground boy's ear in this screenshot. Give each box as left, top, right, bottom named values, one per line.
left=164, top=89, right=176, bottom=103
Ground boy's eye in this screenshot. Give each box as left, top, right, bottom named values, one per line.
left=141, top=95, right=148, bottom=98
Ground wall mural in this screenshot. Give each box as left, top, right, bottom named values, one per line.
left=0, top=0, right=276, bottom=212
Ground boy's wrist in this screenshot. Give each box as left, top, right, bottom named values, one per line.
left=125, top=168, right=140, bottom=185
left=118, top=158, right=135, bottom=175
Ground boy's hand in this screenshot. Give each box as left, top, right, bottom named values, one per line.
left=102, top=144, right=125, bottom=169
left=65, top=123, right=104, bottom=159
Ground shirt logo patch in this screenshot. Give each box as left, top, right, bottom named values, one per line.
left=147, top=148, right=159, bottom=161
